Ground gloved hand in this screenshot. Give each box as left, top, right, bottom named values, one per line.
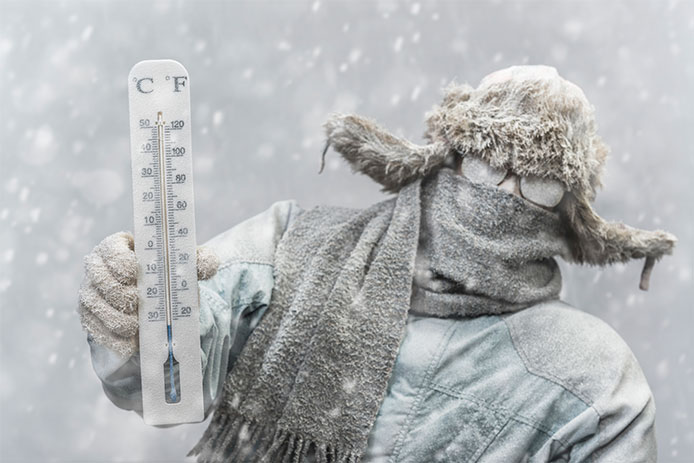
left=77, top=231, right=220, bottom=358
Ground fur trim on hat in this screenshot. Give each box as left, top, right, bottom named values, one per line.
left=322, top=113, right=449, bottom=193
left=424, top=66, right=608, bottom=200
left=320, top=65, right=677, bottom=289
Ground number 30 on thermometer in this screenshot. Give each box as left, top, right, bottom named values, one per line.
left=128, top=60, right=204, bottom=426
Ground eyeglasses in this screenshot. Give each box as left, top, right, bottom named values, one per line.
left=459, top=155, right=565, bottom=208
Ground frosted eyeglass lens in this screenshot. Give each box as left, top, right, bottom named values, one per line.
left=519, top=176, right=565, bottom=208
left=460, top=156, right=508, bottom=186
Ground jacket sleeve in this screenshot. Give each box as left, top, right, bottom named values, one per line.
left=510, top=303, right=659, bottom=463
left=565, top=392, right=657, bottom=462
left=87, top=200, right=303, bottom=424
left=536, top=349, right=658, bottom=463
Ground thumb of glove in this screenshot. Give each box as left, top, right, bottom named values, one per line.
left=196, top=246, right=219, bottom=280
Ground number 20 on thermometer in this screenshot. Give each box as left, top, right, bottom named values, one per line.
left=128, top=60, right=204, bottom=425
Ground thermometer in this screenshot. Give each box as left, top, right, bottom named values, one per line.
left=128, top=60, right=204, bottom=425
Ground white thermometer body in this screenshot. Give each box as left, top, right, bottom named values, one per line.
left=128, top=59, right=204, bottom=425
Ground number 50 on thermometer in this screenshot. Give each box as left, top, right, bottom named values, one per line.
left=128, top=60, right=204, bottom=425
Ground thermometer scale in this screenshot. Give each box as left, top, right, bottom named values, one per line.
left=128, top=60, right=204, bottom=425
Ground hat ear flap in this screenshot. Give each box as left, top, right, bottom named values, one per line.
left=323, top=113, right=450, bottom=193
left=561, top=193, right=677, bottom=289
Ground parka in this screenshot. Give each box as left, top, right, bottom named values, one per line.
left=88, top=199, right=657, bottom=462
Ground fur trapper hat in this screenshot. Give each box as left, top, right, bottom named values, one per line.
left=322, top=65, right=676, bottom=290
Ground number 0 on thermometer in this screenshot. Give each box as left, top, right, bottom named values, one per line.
left=128, top=60, right=204, bottom=425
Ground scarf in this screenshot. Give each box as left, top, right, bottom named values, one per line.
left=188, top=168, right=567, bottom=463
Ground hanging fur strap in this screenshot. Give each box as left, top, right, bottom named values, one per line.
left=322, top=113, right=449, bottom=193
left=560, top=193, right=677, bottom=290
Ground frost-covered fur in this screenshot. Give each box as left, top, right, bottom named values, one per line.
left=323, top=114, right=449, bottom=193
left=424, top=66, right=608, bottom=200
left=561, top=193, right=677, bottom=266
left=322, top=65, right=676, bottom=283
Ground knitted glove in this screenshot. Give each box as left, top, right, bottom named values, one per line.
left=77, top=231, right=220, bottom=358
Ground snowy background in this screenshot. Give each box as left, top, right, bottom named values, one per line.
left=1, top=0, right=692, bottom=461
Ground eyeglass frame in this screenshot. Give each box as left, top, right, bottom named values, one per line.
left=453, top=152, right=566, bottom=210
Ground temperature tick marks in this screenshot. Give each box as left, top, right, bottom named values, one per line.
left=128, top=59, right=203, bottom=424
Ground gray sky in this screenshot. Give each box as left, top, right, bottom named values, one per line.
left=1, top=0, right=693, bottom=461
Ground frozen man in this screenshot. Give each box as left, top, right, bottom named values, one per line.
left=78, top=65, right=676, bottom=462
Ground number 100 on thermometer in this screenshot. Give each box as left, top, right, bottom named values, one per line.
left=128, top=60, right=204, bottom=425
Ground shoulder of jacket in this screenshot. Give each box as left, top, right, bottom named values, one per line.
left=502, top=300, right=651, bottom=413
left=204, top=200, right=303, bottom=266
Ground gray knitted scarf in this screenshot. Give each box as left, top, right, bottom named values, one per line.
left=188, top=168, right=567, bottom=463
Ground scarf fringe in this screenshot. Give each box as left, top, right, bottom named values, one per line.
left=187, top=410, right=362, bottom=463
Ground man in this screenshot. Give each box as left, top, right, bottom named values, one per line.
left=78, top=65, right=676, bottom=462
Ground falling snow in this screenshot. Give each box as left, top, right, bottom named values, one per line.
left=35, top=252, right=49, bottom=266
left=410, top=85, right=422, bottom=101
left=393, top=36, right=404, bottom=52
left=1, top=1, right=692, bottom=462
left=70, top=170, right=125, bottom=206
left=80, top=25, right=93, bottom=41
left=212, top=110, right=224, bottom=126
left=3, top=249, right=14, bottom=263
